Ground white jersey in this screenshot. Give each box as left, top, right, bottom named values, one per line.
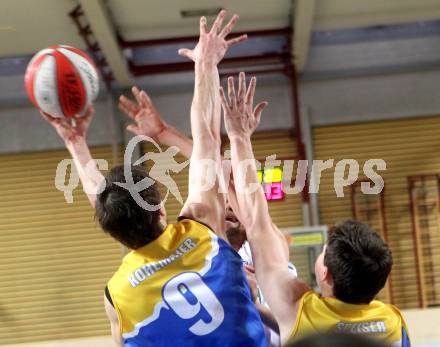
left=238, top=241, right=298, bottom=347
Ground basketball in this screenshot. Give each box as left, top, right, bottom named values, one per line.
left=24, top=45, right=99, bottom=118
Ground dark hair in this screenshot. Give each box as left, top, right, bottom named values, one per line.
left=324, top=220, right=392, bottom=304
left=95, top=165, right=163, bottom=249
left=285, top=332, right=387, bottom=347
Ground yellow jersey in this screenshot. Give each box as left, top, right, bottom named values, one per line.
left=107, top=218, right=267, bottom=347
left=289, top=291, right=410, bottom=346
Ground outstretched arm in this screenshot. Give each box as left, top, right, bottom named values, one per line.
left=176, top=10, right=247, bottom=235
left=120, top=87, right=242, bottom=223
left=41, top=108, right=104, bottom=208
left=222, top=73, right=309, bottom=342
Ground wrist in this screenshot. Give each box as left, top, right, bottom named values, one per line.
left=155, top=122, right=170, bottom=143
left=195, top=60, right=217, bottom=71
left=229, top=133, right=251, bottom=143
left=65, top=137, right=87, bottom=151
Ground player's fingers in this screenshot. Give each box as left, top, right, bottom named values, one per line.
left=226, top=34, right=247, bottom=47
left=238, top=72, right=246, bottom=102
left=210, top=10, right=226, bottom=34
left=219, top=14, right=238, bottom=38
left=126, top=124, right=140, bottom=135
left=245, top=76, right=256, bottom=105
left=219, top=87, right=230, bottom=111
left=40, top=111, right=66, bottom=126
left=40, top=110, right=56, bottom=123
left=199, top=16, right=208, bottom=34
left=81, top=105, right=94, bottom=121
left=118, top=95, right=130, bottom=110
left=120, top=95, right=139, bottom=114
left=132, top=86, right=144, bottom=107
left=254, top=101, right=268, bottom=123
left=140, top=90, right=153, bottom=108
left=228, top=76, right=237, bottom=109
left=127, top=100, right=140, bottom=115
left=118, top=102, right=137, bottom=120
left=118, top=102, right=130, bottom=118
left=178, top=48, right=195, bottom=61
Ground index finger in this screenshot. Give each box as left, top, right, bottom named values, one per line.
left=119, top=97, right=138, bottom=119
left=120, top=95, right=139, bottom=113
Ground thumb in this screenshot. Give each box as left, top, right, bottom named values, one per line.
left=253, top=101, right=268, bottom=122
left=40, top=110, right=62, bottom=126
left=126, top=124, right=141, bottom=135
left=82, top=105, right=94, bottom=121
left=178, top=48, right=194, bottom=61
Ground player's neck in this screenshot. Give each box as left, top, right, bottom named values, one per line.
left=319, top=284, right=334, bottom=298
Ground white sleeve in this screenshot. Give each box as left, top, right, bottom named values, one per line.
left=238, top=241, right=254, bottom=266
left=287, top=261, right=298, bottom=277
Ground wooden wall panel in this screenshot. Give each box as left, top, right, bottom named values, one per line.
left=0, top=146, right=122, bottom=344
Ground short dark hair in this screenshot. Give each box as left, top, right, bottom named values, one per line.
left=285, top=332, right=387, bottom=347
left=95, top=165, right=163, bottom=249
left=324, top=220, right=392, bottom=304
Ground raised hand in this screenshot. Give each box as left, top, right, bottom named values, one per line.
left=119, top=86, right=168, bottom=140
left=220, top=72, right=268, bottom=139
left=40, top=106, right=94, bottom=144
left=178, top=10, right=247, bottom=66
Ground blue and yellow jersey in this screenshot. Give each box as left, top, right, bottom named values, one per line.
left=107, top=218, right=267, bottom=347
left=289, top=291, right=410, bottom=346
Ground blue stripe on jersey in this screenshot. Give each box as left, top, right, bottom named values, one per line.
left=123, top=234, right=267, bottom=347
left=401, top=326, right=411, bottom=347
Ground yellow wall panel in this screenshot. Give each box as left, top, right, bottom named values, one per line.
left=0, top=146, right=122, bottom=345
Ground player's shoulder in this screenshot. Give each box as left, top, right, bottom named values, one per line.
left=385, top=303, right=408, bottom=325
left=175, top=216, right=214, bottom=233
left=301, top=290, right=320, bottom=303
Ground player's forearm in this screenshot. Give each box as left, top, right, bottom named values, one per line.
left=66, top=139, right=105, bottom=208
left=185, top=61, right=224, bottom=231
left=191, top=61, right=221, bottom=150
left=230, top=136, right=269, bottom=229
left=157, top=125, right=193, bottom=159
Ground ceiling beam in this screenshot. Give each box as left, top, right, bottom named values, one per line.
left=78, top=0, right=132, bottom=87
left=292, top=0, right=317, bottom=71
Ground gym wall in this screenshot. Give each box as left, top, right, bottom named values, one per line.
left=0, top=146, right=122, bottom=345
